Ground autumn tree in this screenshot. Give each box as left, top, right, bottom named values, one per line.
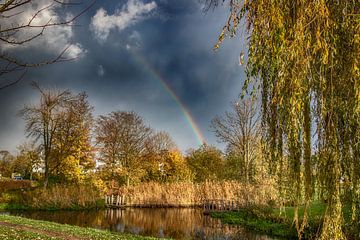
left=161, top=150, right=192, bottom=182
left=0, top=150, right=14, bottom=177
left=211, top=1, right=360, bottom=239
left=211, top=97, right=261, bottom=183
left=20, top=83, right=94, bottom=186
left=0, top=0, right=95, bottom=89
left=48, top=92, right=95, bottom=183
left=142, top=131, right=178, bottom=182
left=146, top=131, right=177, bottom=154
left=186, top=144, right=225, bottom=182
left=95, top=111, right=152, bottom=185
left=12, top=142, right=41, bottom=180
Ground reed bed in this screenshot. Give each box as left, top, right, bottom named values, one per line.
left=22, top=185, right=104, bottom=210
left=0, top=179, right=34, bottom=192
left=118, top=180, right=278, bottom=207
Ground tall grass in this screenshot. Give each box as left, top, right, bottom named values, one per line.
left=117, top=180, right=278, bottom=207
left=0, top=179, right=34, bottom=192
left=21, top=185, right=104, bottom=210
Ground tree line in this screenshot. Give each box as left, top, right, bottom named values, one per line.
left=0, top=83, right=264, bottom=188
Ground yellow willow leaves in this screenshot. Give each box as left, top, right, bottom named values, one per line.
left=215, top=1, right=359, bottom=239
left=214, top=26, right=226, bottom=50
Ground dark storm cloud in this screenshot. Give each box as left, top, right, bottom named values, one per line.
left=0, top=0, right=246, bottom=152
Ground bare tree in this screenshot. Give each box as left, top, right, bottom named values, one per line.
left=211, top=97, right=260, bottom=183
left=95, top=111, right=152, bottom=185
left=146, top=131, right=177, bottom=154
left=19, top=83, right=71, bottom=186
left=19, top=83, right=94, bottom=186
left=0, top=0, right=95, bottom=89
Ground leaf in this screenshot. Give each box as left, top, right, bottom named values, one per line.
left=239, top=51, right=245, bottom=66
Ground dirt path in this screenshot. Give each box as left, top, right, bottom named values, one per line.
left=0, top=221, right=88, bottom=240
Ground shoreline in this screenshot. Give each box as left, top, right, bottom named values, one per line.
left=0, top=214, right=164, bottom=240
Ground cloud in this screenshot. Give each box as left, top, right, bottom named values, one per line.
left=97, top=65, right=105, bottom=77
left=90, top=0, right=157, bottom=42
left=126, top=31, right=143, bottom=50
left=0, top=0, right=86, bottom=59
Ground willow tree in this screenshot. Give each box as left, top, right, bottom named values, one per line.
left=210, top=0, right=360, bottom=239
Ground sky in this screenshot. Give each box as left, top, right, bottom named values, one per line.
left=0, top=0, right=246, bottom=153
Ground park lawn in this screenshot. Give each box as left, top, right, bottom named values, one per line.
left=211, top=202, right=359, bottom=239
left=211, top=202, right=326, bottom=239
left=0, top=214, right=164, bottom=240
left=211, top=208, right=298, bottom=239
left=0, top=224, right=62, bottom=240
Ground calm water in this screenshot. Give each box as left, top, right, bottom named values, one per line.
left=7, top=208, right=276, bottom=240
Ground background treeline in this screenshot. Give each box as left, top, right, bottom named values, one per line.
left=0, top=83, right=268, bottom=189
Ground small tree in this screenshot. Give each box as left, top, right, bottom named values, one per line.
left=186, top=144, right=225, bottom=182
left=211, top=97, right=261, bottom=183
left=0, top=150, right=15, bottom=177
left=13, top=142, right=41, bottom=180
left=142, top=131, right=180, bottom=182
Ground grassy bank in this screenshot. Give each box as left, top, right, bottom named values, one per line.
left=211, top=207, right=298, bottom=239
left=0, top=203, right=30, bottom=211
left=211, top=203, right=359, bottom=239
left=0, top=214, right=162, bottom=240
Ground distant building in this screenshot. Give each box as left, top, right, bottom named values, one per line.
left=11, top=173, right=23, bottom=180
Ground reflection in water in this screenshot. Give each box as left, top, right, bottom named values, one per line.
left=10, top=208, right=276, bottom=240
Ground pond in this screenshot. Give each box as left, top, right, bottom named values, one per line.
left=7, top=208, right=276, bottom=240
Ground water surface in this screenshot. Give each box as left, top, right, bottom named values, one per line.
left=8, top=208, right=276, bottom=240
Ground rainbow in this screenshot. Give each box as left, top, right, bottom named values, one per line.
left=129, top=50, right=206, bottom=146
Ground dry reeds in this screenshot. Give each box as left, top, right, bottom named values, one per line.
left=118, top=180, right=278, bottom=207
left=22, top=185, right=103, bottom=210
left=0, top=179, right=34, bottom=192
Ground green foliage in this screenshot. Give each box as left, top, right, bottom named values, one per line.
left=186, top=144, right=225, bottom=182
left=211, top=208, right=298, bottom=239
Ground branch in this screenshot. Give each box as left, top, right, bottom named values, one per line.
left=0, top=70, right=26, bottom=90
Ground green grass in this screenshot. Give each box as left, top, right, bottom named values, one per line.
left=0, top=203, right=30, bottom=211
left=211, top=202, right=360, bottom=239
left=210, top=203, right=326, bottom=239
left=0, top=225, right=62, bottom=240
left=211, top=209, right=298, bottom=239
left=272, top=202, right=325, bottom=221
left=0, top=214, right=165, bottom=240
